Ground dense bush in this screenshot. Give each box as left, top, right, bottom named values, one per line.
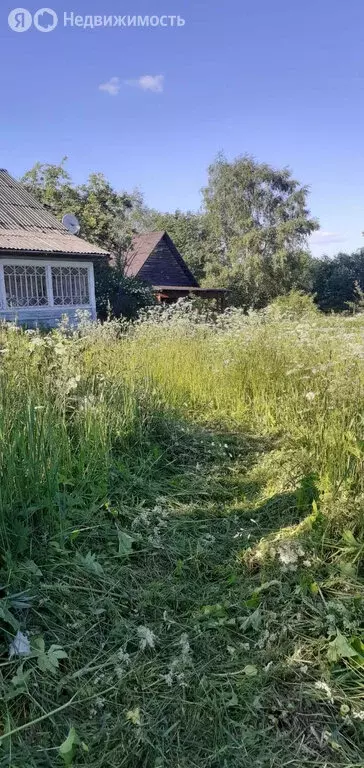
left=93, top=260, right=155, bottom=320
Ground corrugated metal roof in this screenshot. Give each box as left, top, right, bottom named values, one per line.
left=0, top=169, right=109, bottom=256
left=0, top=170, right=67, bottom=231
left=0, top=229, right=108, bottom=255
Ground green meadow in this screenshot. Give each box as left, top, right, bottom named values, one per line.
left=1, top=300, right=364, bottom=767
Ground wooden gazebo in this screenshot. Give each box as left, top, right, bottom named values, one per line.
left=124, top=231, right=227, bottom=310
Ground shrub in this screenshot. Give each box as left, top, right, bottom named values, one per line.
left=265, top=290, right=319, bottom=319
left=93, top=260, right=155, bottom=320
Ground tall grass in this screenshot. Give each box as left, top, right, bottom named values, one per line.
left=2, top=305, right=364, bottom=549
left=0, top=326, right=164, bottom=554
left=89, top=304, right=364, bottom=496
left=2, top=304, right=364, bottom=766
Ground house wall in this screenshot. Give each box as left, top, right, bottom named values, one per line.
left=0, top=307, right=93, bottom=328
left=0, top=257, right=96, bottom=328
left=137, top=240, right=199, bottom=287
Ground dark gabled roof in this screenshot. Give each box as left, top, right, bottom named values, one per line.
left=124, top=231, right=165, bottom=277
left=125, top=231, right=199, bottom=287
left=0, top=169, right=109, bottom=257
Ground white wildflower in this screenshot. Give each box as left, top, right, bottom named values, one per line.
left=162, top=633, right=193, bottom=688
left=278, top=542, right=298, bottom=565
left=352, top=711, right=364, bottom=721
left=66, top=375, right=81, bottom=392
left=54, top=342, right=67, bottom=355
left=148, top=528, right=162, bottom=549
left=162, top=670, right=174, bottom=687
left=117, top=649, right=131, bottom=665
left=29, top=336, right=44, bottom=348
left=115, top=666, right=124, bottom=680
left=305, top=391, right=316, bottom=402
left=315, top=681, right=334, bottom=703
left=132, top=510, right=151, bottom=529
left=277, top=540, right=304, bottom=566
left=137, top=625, right=157, bottom=650
left=179, top=633, right=191, bottom=661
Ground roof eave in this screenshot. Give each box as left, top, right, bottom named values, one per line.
left=0, top=248, right=109, bottom=258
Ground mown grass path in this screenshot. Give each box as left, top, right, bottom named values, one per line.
left=2, top=417, right=363, bottom=768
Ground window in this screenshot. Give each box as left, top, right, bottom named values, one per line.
left=52, top=266, right=90, bottom=306
left=3, top=265, right=48, bottom=308
left=0, top=262, right=92, bottom=311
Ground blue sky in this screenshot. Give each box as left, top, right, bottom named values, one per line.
left=1, top=0, right=364, bottom=257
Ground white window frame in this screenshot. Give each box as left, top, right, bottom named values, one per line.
left=0, top=259, right=96, bottom=315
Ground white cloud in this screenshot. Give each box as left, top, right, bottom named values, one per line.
left=99, top=77, right=121, bottom=96
left=310, top=231, right=347, bottom=246
left=99, top=74, right=164, bottom=96
left=125, top=74, right=164, bottom=93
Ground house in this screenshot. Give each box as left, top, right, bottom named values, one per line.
left=0, top=169, right=109, bottom=327
left=125, top=231, right=227, bottom=308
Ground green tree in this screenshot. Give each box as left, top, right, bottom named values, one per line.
left=202, top=154, right=318, bottom=308
left=312, top=250, right=364, bottom=312
left=21, top=155, right=320, bottom=314
left=22, top=159, right=134, bottom=255
left=21, top=160, right=153, bottom=317
left=145, top=209, right=211, bottom=282
left=21, top=159, right=76, bottom=211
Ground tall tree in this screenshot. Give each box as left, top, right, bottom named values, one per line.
left=21, top=156, right=320, bottom=313
left=21, top=160, right=154, bottom=318
left=202, top=154, right=318, bottom=307
left=144, top=209, right=210, bottom=282
left=313, top=250, right=364, bottom=312
left=21, top=159, right=134, bottom=256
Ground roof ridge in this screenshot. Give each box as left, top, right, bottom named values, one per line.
left=125, top=230, right=199, bottom=287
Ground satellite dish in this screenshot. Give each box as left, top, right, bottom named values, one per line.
left=62, top=213, right=81, bottom=235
